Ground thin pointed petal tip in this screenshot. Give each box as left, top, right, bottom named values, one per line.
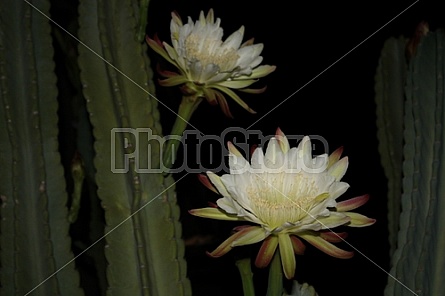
left=248, top=107, right=257, bottom=114
left=145, top=34, right=157, bottom=45
left=333, top=146, right=344, bottom=157
left=197, top=174, right=218, bottom=194
left=328, top=146, right=344, bottom=168
left=227, top=141, right=243, bottom=156
left=206, top=248, right=227, bottom=258
left=345, top=213, right=376, bottom=227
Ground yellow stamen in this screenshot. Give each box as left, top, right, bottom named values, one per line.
left=247, top=173, right=319, bottom=229
left=185, top=34, right=239, bottom=71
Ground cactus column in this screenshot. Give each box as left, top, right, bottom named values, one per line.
left=77, top=0, right=191, bottom=295
left=0, top=0, right=83, bottom=295
left=376, top=30, right=445, bottom=296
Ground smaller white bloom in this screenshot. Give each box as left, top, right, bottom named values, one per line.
left=147, top=9, right=276, bottom=118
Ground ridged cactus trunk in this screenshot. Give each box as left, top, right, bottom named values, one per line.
left=77, top=0, right=191, bottom=295
left=376, top=29, right=445, bottom=295
left=0, top=0, right=190, bottom=295
left=374, top=35, right=407, bottom=258
left=0, top=0, right=83, bottom=295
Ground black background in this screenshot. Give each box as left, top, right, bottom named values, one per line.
left=51, top=0, right=444, bottom=295
left=144, top=1, right=443, bottom=295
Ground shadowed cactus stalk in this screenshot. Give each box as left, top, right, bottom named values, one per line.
left=374, top=34, right=407, bottom=258
left=375, top=25, right=445, bottom=295
left=77, top=0, right=190, bottom=295
left=0, top=0, right=83, bottom=295
left=1, top=0, right=191, bottom=295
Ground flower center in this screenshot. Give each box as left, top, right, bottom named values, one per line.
left=247, top=173, right=321, bottom=230
left=184, top=33, right=239, bottom=71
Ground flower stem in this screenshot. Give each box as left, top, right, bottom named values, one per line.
left=162, top=95, right=202, bottom=171
left=266, top=249, right=283, bottom=296
left=236, top=258, right=255, bottom=296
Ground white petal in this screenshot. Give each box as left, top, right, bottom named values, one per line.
left=207, top=172, right=230, bottom=197
left=264, top=137, right=285, bottom=171
left=222, top=26, right=244, bottom=50
left=188, top=60, right=203, bottom=81
left=206, top=72, right=232, bottom=84
left=205, top=9, right=214, bottom=23
left=198, top=10, right=206, bottom=24
left=220, top=200, right=263, bottom=225
left=200, top=63, right=220, bottom=82
left=249, top=56, right=263, bottom=69
left=313, top=174, right=335, bottom=192
left=310, top=196, right=337, bottom=215
left=221, top=174, right=254, bottom=213
left=328, top=157, right=349, bottom=181
left=217, top=197, right=242, bottom=214
left=286, top=147, right=301, bottom=172
left=300, top=137, right=313, bottom=172
left=229, top=152, right=250, bottom=174
left=250, top=147, right=265, bottom=171
left=237, top=44, right=264, bottom=68
left=311, top=154, right=329, bottom=172
left=329, top=182, right=350, bottom=200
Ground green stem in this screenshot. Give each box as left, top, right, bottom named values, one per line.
left=162, top=95, right=202, bottom=171
left=236, top=258, right=255, bottom=296
left=266, top=249, right=283, bottom=296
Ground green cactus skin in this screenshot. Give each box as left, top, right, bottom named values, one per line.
left=77, top=0, right=191, bottom=295
left=137, top=0, right=150, bottom=42
left=374, top=36, right=408, bottom=258
left=0, top=1, right=83, bottom=295
left=383, top=30, right=445, bottom=296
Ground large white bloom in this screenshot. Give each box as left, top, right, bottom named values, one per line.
left=146, top=9, right=276, bottom=117
left=191, top=128, right=375, bottom=279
